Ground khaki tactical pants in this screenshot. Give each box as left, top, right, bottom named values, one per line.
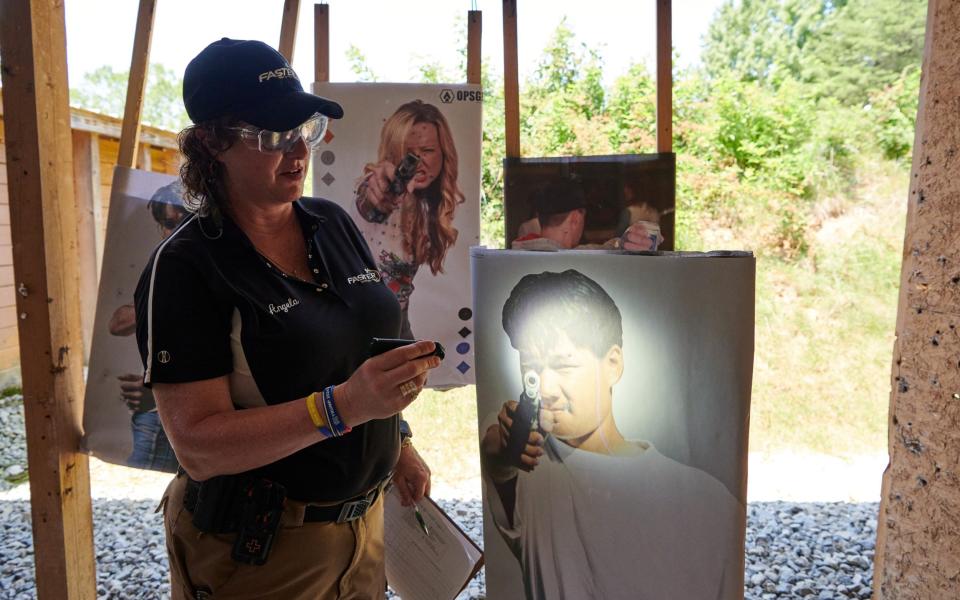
left=162, top=473, right=386, bottom=599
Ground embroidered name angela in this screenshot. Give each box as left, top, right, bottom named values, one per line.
left=268, top=297, right=301, bottom=315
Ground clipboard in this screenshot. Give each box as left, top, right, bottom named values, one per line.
left=384, top=487, right=484, bottom=599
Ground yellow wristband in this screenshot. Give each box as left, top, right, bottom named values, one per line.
left=305, top=392, right=326, bottom=430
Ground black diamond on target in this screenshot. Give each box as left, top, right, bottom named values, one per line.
left=321, top=172, right=335, bottom=186
left=458, top=327, right=471, bottom=338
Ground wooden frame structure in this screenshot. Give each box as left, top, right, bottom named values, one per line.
left=499, top=0, right=675, bottom=250
left=874, top=1, right=960, bottom=596
left=501, top=0, right=673, bottom=157
left=0, top=1, right=302, bottom=597
left=14, top=0, right=958, bottom=597
left=0, top=1, right=95, bottom=597
left=313, top=5, right=483, bottom=86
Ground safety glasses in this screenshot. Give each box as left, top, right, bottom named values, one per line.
left=227, top=113, right=329, bottom=154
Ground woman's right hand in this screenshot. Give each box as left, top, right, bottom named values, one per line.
left=360, top=161, right=415, bottom=216
left=335, top=340, right=441, bottom=427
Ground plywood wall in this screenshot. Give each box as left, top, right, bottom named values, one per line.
left=875, top=0, right=960, bottom=597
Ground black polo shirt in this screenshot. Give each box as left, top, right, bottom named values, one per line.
left=134, top=198, right=402, bottom=502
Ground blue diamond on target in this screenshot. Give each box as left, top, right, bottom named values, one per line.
left=321, top=172, right=335, bottom=186
left=456, top=361, right=470, bottom=374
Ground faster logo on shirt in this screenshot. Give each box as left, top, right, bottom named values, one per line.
left=346, top=269, right=382, bottom=285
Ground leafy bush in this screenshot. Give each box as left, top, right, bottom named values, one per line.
left=868, top=66, right=921, bottom=161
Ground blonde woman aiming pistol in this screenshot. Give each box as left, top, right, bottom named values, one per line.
left=354, top=100, right=464, bottom=338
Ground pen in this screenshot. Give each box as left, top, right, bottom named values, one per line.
left=413, top=503, right=429, bottom=536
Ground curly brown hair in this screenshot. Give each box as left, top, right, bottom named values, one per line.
left=177, top=117, right=242, bottom=221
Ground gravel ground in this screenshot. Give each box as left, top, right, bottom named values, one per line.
left=0, top=397, right=878, bottom=599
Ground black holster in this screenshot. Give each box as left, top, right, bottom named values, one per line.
left=186, top=474, right=287, bottom=566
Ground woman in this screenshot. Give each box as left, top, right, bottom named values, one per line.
left=354, top=100, right=464, bottom=338
left=134, top=39, right=438, bottom=599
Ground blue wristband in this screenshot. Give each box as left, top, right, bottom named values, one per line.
left=322, top=385, right=351, bottom=437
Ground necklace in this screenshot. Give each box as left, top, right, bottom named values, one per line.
left=254, top=240, right=311, bottom=281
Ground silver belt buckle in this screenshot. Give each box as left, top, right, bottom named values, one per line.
left=337, top=497, right=371, bottom=523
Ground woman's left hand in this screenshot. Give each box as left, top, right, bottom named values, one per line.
left=393, top=442, right=431, bottom=507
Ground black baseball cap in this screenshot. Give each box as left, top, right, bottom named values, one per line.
left=183, top=38, right=343, bottom=131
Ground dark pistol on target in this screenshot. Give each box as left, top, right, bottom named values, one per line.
left=506, top=370, right=541, bottom=468
left=389, top=152, right=422, bottom=196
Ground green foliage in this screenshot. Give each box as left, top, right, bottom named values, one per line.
left=416, top=62, right=450, bottom=84
left=70, top=64, right=189, bottom=131
left=521, top=19, right=612, bottom=158
left=345, top=45, right=378, bottom=82
left=0, top=385, right=21, bottom=398
left=712, top=77, right=814, bottom=194
left=801, top=0, right=927, bottom=106
left=868, top=66, right=921, bottom=161
left=606, top=64, right=657, bottom=153
left=529, top=18, right=581, bottom=97
left=702, top=0, right=837, bottom=87
left=704, top=0, right=926, bottom=109
left=369, top=9, right=922, bottom=459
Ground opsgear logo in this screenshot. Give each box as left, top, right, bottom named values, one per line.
left=439, top=89, right=484, bottom=103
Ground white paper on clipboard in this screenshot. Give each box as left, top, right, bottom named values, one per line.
left=384, top=487, right=484, bottom=600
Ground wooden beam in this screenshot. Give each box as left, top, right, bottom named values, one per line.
left=138, top=144, right=153, bottom=172
left=117, top=0, right=156, bottom=169
left=70, top=108, right=178, bottom=150
left=656, top=0, right=672, bottom=153
left=0, top=1, right=96, bottom=598
left=72, top=132, right=100, bottom=362
left=279, top=0, right=301, bottom=62
left=467, top=10, right=482, bottom=85
left=314, top=3, right=330, bottom=82
left=502, top=0, right=520, bottom=158
left=874, top=1, right=960, bottom=597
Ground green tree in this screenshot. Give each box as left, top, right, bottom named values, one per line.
left=522, top=21, right=611, bottom=157
left=606, top=63, right=656, bottom=153
left=801, top=0, right=926, bottom=106
left=69, top=63, right=189, bottom=131
left=529, top=18, right=581, bottom=97
left=702, top=0, right=838, bottom=87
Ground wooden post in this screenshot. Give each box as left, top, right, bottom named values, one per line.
left=0, top=1, right=96, bottom=598
left=502, top=0, right=520, bottom=158
left=137, top=144, right=153, bottom=172
left=279, top=0, right=301, bottom=62
left=314, top=3, right=330, bottom=83
left=72, top=132, right=101, bottom=361
left=117, top=0, right=157, bottom=170
left=656, top=0, right=672, bottom=153
left=467, top=10, right=482, bottom=85
left=874, top=1, right=960, bottom=597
